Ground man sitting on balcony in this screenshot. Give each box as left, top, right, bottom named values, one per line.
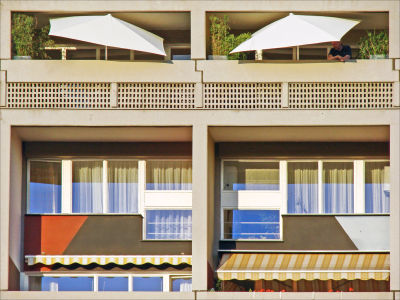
left=327, top=41, right=351, bottom=62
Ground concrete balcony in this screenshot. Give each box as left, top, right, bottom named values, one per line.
left=0, top=59, right=398, bottom=109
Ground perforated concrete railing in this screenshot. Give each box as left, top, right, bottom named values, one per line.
left=5, top=82, right=394, bottom=109
left=7, top=83, right=112, bottom=108
left=118, top=83, right=195, bottom=109
left=289, top=82, right=393, bottom=109
left=203, top=83, right=282, bottom=109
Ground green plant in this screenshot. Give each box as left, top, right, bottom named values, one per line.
left=209, top=15, right=251, bottom=59
left=210, top=15, right=231, bottom=56
left=358, top=30, right=388, bottom=59
left=12, top=13, right=54, bottom=58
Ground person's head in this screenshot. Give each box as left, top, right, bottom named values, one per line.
left=331, top=41, right=343, bottom=50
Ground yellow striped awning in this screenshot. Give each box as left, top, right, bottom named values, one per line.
left=217, top=253, right=389, bottom=281
left=25, top=255, right=192, bottom=266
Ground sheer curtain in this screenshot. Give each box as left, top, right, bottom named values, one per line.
left=146, top=161, right=192, bottom=190
left=323, top=162, right=354, bottom=213
left=72, top=161, right=103, bottom=213
left=288, top=162, right=318, bottom=213
left=108, top=161, right=138, bottom=213
left=29, top=161, right=61, bottom=213
left=172, top=278, right=192, bottom=292
left=146, top=210, right=192, bottom=240
left=365, top=162, right=390, bottom=213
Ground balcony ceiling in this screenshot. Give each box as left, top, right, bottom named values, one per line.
left=209, top=126, right=389, bottom=142
left=210, top=12, right=388, bottom=31
left=14, top=126, right=192, bottom=142
left=35, top=12, right=191, bottom=30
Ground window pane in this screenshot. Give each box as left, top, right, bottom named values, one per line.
left=172, top=278, right=192, bottom=292
left=29, top=161, right=61, bottom=213
left=224, top=210, right=280, bottom=239
left=288, top=162, right=318, bottom=213
left=146, top=210, right=192, bottom=240
left=133, top=277, right=163, bottom=291
left=72, top=161, right=103, bottom=213
left=223, top=161, right=279, bottom=191
left=108, top=161, right=138, bottom=213
left=323, top=162, right=354, bottom=213
left=146, top=160, right=192, bottom=190
left=365, top=162, right=390, bottom=213
left=98, top=277, right=128, bottom=291
left=41, top=277, right=93, bottom=291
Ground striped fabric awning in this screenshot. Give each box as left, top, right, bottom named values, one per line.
left=25, top=255, right=192, bottom=266
left=217, top=253, right=389, bottom=281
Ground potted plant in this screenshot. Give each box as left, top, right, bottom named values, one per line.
left=358, top=30, right=388, bottom=59
left=12, top=13, right=54, bottom=59
left=209, top=15, right=251, bottom=60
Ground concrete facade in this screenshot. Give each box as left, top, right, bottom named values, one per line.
left=0, top=0, right=400, bottom=299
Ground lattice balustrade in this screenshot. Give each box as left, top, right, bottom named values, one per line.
left=204, top=83, right=282, bottom=109
left=289, top=82, right=393, bottom=109
left=7, top=82, right=111, bottom=108
left=118, top=83, right=195, bottom=109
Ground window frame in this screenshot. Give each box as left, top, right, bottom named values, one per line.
left=221, top=208, right=282, bottom=241
left=143, top=208, right=193, bottom=241
left=28, top=273, right=192, bottom=292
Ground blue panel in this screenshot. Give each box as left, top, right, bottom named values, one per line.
left=172, top=278, right=192, bottom=291
left=365, top=184, right=390, bottom=213
left=146, top=183, right=192, bottom=190
left=72, top=182, right=103, bottom=213
left=108, top=183, right=139, bottom=213
left=146, top=210, right=192, bottom=240
left=133, top=277, right=163, bottom=291
left=323, top=183, right=354, bottom=213
left=29, top=183, right=61, bottom=213
left=287, top=183, right=318, bottom=214
left=229, top=210, right=280, bottom=240
left=98, top=277, right=128, bottom=291
left=232, top=183, right=279, bottom=191
left=41, top=277, right=93, bottom=291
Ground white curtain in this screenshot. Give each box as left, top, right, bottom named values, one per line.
left=72, top=161, right=103, bottom=213
left=146, top=210, right=192, bottom=240
left=288, top=162, right=318, bottom=213
left=108, top=161, right=138, bottom=213
left=365, top=162, right=390, bottom=213
left=29, top=161, right=61, bottom=213
left=323, top=162, right=354, bottom=213
left=175, top=279, right=192, bottom=292
left=146, top=161, right=192, bottom=190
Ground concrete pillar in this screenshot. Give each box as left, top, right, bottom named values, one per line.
left=192, top=124, right=209, bottom=291
left=390, top=115, right=400, bottom=291
left=0, top=8, right=11, bottom=60
left=389, top=1, right=400, bottom=58
left=191, top=10, right=206, bottom=60
left=0, top=121, right=11, bottom=290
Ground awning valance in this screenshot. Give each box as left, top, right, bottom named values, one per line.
left=25, top=255, right=192, bottom=266
left=217, top=253, right=389, bottom=281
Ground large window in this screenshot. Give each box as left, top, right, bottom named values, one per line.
left=287, top=162, right=318, bottom=214
left=223, top=209, right=280, bottom=240
left=72, top=161, right=103, bottom=213
left=145, top=210, right=192, bottom=240
left=29, top=161, right=62, bottom=214
left=323, top=162, right=354, bottom=214
left=223, top=161, right=279, bottom=191
left=32, top=274, right=191, bottom=292
left=146, top=160, right=192, bottom=190
left=365, top=161, right=390, bottom=213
